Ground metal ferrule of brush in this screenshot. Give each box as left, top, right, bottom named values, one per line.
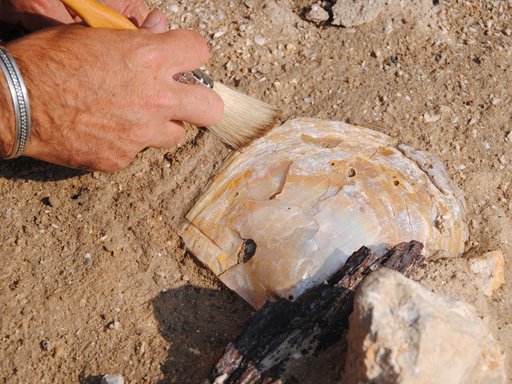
left=175, top=70, right=214, bottom=89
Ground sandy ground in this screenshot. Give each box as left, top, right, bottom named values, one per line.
left=1, top=0, right=511, bottom=383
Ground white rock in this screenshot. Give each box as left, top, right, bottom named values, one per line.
left=253, top=35, right=266, bottom=46
left=213, top=30, right=226, bottom=39
left=469, top=250, right=505, bottom=297
left=423, top=112, right=441, bottom=123
left=331, top=0, right=386, bottom=27
left=491, top=96, right=501, bottom=105
left=305, top=3, right=330, bottom=23
left=101, top=374, right=124, bottom=384
left=343, top=269, right=506, bottom=384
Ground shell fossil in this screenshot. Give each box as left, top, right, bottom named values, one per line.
left=182, top=118, right=468, bottom=309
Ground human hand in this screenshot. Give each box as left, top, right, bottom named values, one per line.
left=0, top=0, right=168, bottom=33
left=0, top=25, right=223, bottom=171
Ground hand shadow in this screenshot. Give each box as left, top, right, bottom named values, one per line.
left=152, top=284, right=253, bottom=384
left=0, top=157, right=85, bottom=181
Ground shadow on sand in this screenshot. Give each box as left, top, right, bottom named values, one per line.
left=152, top=285, right=253, bottom=383
left=0, top=157, right=85, bottom=181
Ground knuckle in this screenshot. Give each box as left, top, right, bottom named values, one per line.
left=171, top=29, right=210, bottom=62
left=190, top=31, right=210, bottom=61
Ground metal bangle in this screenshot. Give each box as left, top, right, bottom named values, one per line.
left=0, top=46, right=31, bottom=159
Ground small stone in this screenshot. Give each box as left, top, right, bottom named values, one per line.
left=41, top=197, right=53, bottom=207
left=188, top=347, right=201, bottom=355
left=40, top=339, right=51, bottom=351
left=83, top=253, right=92, bottom=264
left=505, top=131, right=512, bottom=142
left=469, top=250, right=505, bottom=297
left=423, top=112, right=441, bottom=123
left=503, top=28, right=512, bottom=36
left=491, top=96, right=501, bottom=105
left=213, top=30, right=226, bottom=39
left=107, top=320, right=120, bottom=330
left=253, top=35, right=266, bottom=46
left=101, top=374, right=124, bottom=384
left=304, top=97, right=313, bottom=105
left=167, top=3, right=179, bottom=13
left=499, top=155, right=508, bottom=165
left=370, top=50, right=383, bottom=63
left=439, top=105, right=452, bottom=114
left=304, top=3, right=329, bottom=23
left=225, top=60, right=235, bottom=71
left=3, top=207, right=12, bottom=219
left=482, top=141, right=491, bottom=149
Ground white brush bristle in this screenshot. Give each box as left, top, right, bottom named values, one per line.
left=209, top=82, right=281, bottom=149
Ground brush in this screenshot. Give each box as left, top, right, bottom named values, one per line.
left=59, top=0, right=281, bottom=149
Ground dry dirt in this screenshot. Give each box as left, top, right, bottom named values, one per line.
left=1, top=0, right=511, bottom=383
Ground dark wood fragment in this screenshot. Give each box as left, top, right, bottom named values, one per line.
left=204, top=241, right=424, bottom=384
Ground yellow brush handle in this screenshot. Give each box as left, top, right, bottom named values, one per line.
left=60, top=0, right=138, bottom=30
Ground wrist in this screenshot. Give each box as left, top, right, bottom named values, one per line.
left=0, top=59, right=15, bottom=158
left=0, top=43, right=31, bottom=159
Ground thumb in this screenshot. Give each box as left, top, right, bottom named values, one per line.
left=140, top=10, right=168, bottom=33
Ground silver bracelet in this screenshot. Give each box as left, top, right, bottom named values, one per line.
left=0, top=46, right=31, bottom=159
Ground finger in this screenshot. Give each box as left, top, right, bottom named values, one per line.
left=159, top=29, right=210, bottom=72
left=140, top=10, right=168, bottom=33
left=148, top=120, right=186, bottom=148
left=104, top=0, right=149, bottom=27
left=5, top=1, right=75, bottom=30
left=169, top=83, right=224, bottom=127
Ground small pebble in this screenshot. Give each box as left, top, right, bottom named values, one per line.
left=213, top=30, right=226, bottom=39
left=101, top=374, right=124, bottom=384
left=482, top=141, right=491, bottom=149
left=491, top=96, right=501, bottom=105
left=423, top=112, right=441, bottom=123
left=225, top=60, right=235, bottom=71
left=304, top=97, right=313, bottom=105
left=254, top=35, right=266, bottom=46
left=371, top=50, right=383, bottom=64
left=40, top=340, right=51, bottom=351
left=188, top=347, right=201, bottom=355
left=41, top=197, right=53, bottom=207
left=506, top=131, right=512, bottom=142
left=3, top=207, right=12, bottom=219
left=83, top=253, right=92, bottom=264
left=499, top=155, right=508, bottom=165
left=439, top=105, right=451, bottom=114
left=304, top=3, right=329, bottom=23
left=107, top=320, right=120, bottom=330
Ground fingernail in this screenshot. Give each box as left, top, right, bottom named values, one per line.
left=143, top=11, right=162, bottom=29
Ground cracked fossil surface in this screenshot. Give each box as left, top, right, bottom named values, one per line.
left=182, top=118, right=468, bottom=309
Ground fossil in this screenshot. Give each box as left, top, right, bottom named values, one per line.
left=182, top=118, right=468, bottom=309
